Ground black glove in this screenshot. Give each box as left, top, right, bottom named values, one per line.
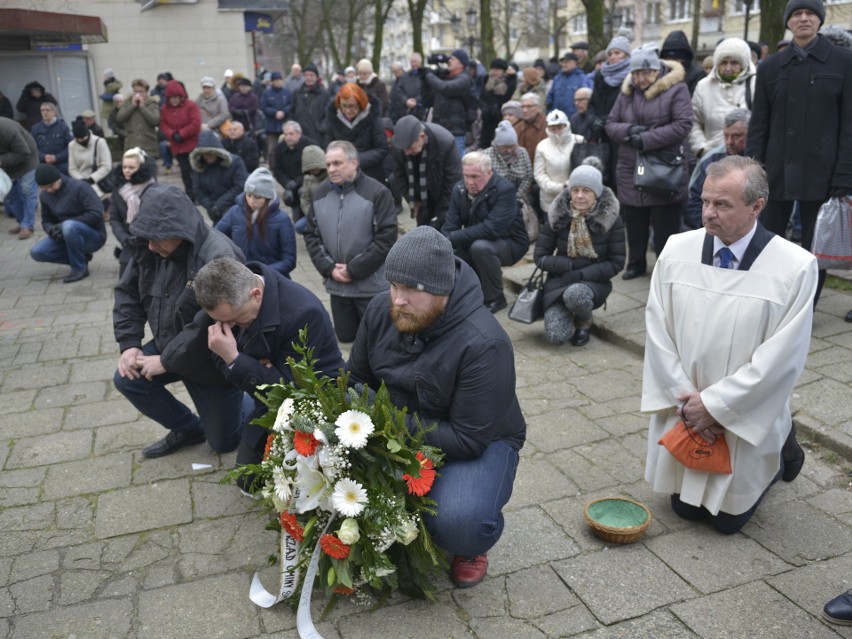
left=627, top=133, right=644, bottom=150
left=537, top=256, right=571, bottom=273
left=282, top=190, right=295, bottom=206
left=628, top=125, right=649, bottom=136
left=85, top=177, right=95, bottom=184
left=352, top=382, right=377, bottom=406
left=285, top=180, right=298, bottom=192
left=48, top=225, right=63, bottom=241
left=208, top=207, right=221, bottom=222
left=829, top=187, right=851, bottom=198
left=590, top=118, right=605, bottom=133
left=172, top=132, right=183, bottom=143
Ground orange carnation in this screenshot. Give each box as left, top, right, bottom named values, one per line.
left=262, top=433, right=275, bottom=461
left=319, top=534, right=351, bottom=559
left=280, top=512, right=304, bottom=542
left=334, top=585, right=355, bottom=595
left=294, top=431, right=320, bottom=456
left=402, top=452, right=436, bottom=496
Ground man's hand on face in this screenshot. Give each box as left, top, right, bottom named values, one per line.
left=208, top=321, right=239, bottom=364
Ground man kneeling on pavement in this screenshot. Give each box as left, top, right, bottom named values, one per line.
left=345, top=225, right=526, bottom=587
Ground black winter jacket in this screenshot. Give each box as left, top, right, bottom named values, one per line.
left=39, top=176, right=106, bottom=240
left=533, top=186, right=625, bottom=309
left=389, top=69, right=427, bottom=122
left=108, top=156, right=158, bottom=269
left=189, top=130, right=248, bottom=220
left=0, top=117, right=38, bottom=179
left=346, top=258, right=526, bottom=461
left=291, top=83, right=331, bottom=143
left=746, top=34, right=852, bottom=201
left=442, top=173, right=529, bottom=263
left=423, top=70, right=476, bottom=137
left=323, top=94, right=389, bottom=184
left=114, top=184, right=245, bottom=385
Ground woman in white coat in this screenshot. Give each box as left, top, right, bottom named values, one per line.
left=689, top=38, right=756, bottom=158
left=533, top=109, right=583, bottom=213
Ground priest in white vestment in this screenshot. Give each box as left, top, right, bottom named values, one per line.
left=642, top=155, right=817, bottom=534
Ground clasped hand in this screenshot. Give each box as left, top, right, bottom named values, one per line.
left=677, top=391, right=724, bottom=443
left=117, top=347, right=166, bottom=381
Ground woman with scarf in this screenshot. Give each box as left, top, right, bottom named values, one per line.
left=215, top=167, right=297, bottom=278
left=534, top=160, right=624, bottom=346
left=483, top=121, right=533, bottom=205
left=590, top=30, right=633, bottom=188
left=109, top=147, right=157, bottom=277
left=533, top=109, right=583, bottom=213
left=324, top=83, right=389, bottom=184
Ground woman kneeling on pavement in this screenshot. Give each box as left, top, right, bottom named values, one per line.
left=533, top=160, right=624, bottom=346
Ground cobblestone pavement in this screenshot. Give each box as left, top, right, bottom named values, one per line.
left=1, top=182, right=851, bottom=639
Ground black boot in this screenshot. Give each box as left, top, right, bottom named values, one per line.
left=142, top=428, right=206, bottom=458
left=781, top=424, right=805, bottom=482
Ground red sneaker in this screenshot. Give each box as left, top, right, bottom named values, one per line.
left=450, top=554, right=488, bottom=588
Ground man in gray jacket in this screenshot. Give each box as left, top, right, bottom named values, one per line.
left=112, top=184, right=249, bottom=458
left=303, top=140, right=397, bottom=342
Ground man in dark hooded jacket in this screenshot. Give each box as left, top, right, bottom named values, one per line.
left=346, top=225, right=525, bottom=590
left=660, top=30, right=707, bottom=95
left=189, top=129, right=248, bottom=223
left=112, top=184, right=249, bottom=459
left=16, top=81, right=59, bottom=131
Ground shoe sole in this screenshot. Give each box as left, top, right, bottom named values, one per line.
left=823, top=611, right=852, bottom=625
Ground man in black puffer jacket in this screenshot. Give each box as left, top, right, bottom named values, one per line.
left=190, top=129, right=248, bottom=223
left=423, top=49, right=477, bottom=158
left=113, top=184, right=248, bottom=459
left=346, top=225, right=525, bottom=590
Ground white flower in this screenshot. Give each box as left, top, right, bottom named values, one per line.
left=332, top=478, right=368, bottom=517
left=272, top=467, right=292, bottom=503
left=374, top=566, right=396, bottom=578
left=334, top=410, right=375, bottom=449
left=395, top=518, right=419, bottom=545
left=273, top=398, right=295, bottom=433
left=293, top=455, right=330, bottom=513
left=337, top=518, right=361, bottom=545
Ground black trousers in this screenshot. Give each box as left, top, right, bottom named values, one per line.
left=175, top=153, right=194, bottom=201
left=760, top=199, right=826, bottom=304
left=621, top=203, right=682, bottom=272
left=330, top=294, right=374, bottom=343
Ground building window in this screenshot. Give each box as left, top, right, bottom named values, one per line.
left=729, top=0, right=762, bottom=12
left=571, top=12, right=587, bottom=34
left=669, top=0, right=689, bottom=20
left=646, top=1, right=661, bottom=23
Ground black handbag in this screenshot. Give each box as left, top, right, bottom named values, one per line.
left=91, top=141, right=114, bottom=194
left=634, top=147, right=684, bottom=197
left=508, top=268, right=545, bottom=324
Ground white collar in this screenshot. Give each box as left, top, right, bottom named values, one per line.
left=711, top=222, right=757, bottom=269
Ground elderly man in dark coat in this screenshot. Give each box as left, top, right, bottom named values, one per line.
left=387, top=116, right=462, bottom=228
left=746, top=0, right=852, bottom=306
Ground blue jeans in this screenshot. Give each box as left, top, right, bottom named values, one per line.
left=159, top=140, right=173, bottom=168
left=425, top=439, right=519, bottom=557
left=5, top=169, right=37, bottom=229
left=113, top=341, right=252, bottom=453
left=30, top=220, right=105, bottom=272
left=454, top=135, right=466, bottom=158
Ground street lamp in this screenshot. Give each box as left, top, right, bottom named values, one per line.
left=466, top=7, right=477, bottom=52
left=743, top=0, right=754, bottom=41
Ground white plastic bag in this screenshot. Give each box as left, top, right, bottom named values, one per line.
left=812, top=196, right=852, bottom=270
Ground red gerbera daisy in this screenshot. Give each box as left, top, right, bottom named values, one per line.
left=402, top=452, right=436, bottom=496
left=334, top=585, right=355, bottom=595
left=319, top=534, right=351, bottom=559
left=293, top=431, right=320, bottom=456
left=262, top=433, right=275, bottom=461
left=280, top=512, right=304, bottom=542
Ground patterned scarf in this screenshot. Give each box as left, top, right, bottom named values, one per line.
left=119, top=180, right=153, bottom=225
left=406, top=141, right=428, bottom=215
left=565, top=206, right=598, bottom=259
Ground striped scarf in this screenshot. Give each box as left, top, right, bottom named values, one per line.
left=565, top=206, right=597, bottom=259
left=406, top=143, right=427, bottom=216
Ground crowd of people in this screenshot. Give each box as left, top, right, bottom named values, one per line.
left=0, top=0, right=850, bottom=615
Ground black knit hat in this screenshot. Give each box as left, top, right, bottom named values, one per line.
left=72, top=117, right=89, bottom=138
left=35, top=164, right=62, bottom=186
left=385, top=226, right=456, bottom=295
left=783, top=0, right=825, bottom=26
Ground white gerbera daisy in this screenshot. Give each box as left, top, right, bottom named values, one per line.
left=332, top=478, right=368, bottom=517
left=273, top=398, right=295, bottom=433
left=272, top=466, right=292, bottom=503
left=334, top=410, right=375, bottom=449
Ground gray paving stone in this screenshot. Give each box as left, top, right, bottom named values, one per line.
left=62, top=543, right=104, bottom=571
left=0, top=390, right=36, bottom=416
left=57, top=570, right=110, bottom=605
left=32, top=381, right=108, bottom=410
left=69, top=358, right=120, bottom=384
left=510, top=457, right=580, bottom=508
left=645, top=527, right=791, bottom=594
left=797, top=377, right=852, bottom=428
left=63, top=398, right=140, bottom=430
left=0, top=589, right=13, bottom=619
left=8, top=575, right=52, bottom=615
left=507, top=565, right=580, bottom=619
left=574, top=610, right=699, bottom=638
left=469, top=617, right=545, bottom=639
left=569, top=368, right=643, bottom=404
left=1, top=363, right=69, bottom=392
left=450, top=575, right=507, bottom=618
left=574, top=438, right=646, bottom=485
left=552, top=544, right=695, bottom=625
left=524, top=407, right=609, bottom=453
left=744, top=500, right=852, bottom=565
left=672, top=581, right=840, bottom=639
left=5, top=431, right=91, bottom=469
left=489, top=507, right=580, bottom=576
left=0, top=503, right=53, bottom=533
left=0, top=408, right=63, bottom=440
left=546, top=449, right=623, bottom=493
left=43, top=453, right=132, bottom=499
left=56, top=496, right=94, bottom=531
left=95, top=479, right=192, bottom=538
left=192, top=479, right=260, bottom=518
left=93, top=421, right=164, bottom=455
left=132, top=445, right=221, bottom=484
left=10, top=598, right=132, bottom=639
left=137, top=573, right=260, bottom=639
left=9, top=550, right=59, bottom=584
left=337, top=594, right=474, bottom=639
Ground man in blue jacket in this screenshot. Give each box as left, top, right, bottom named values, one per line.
left=546, top=53, right=592, bottom=117
left=346, top=225, right=526, bottom=589
left=260, top=71, right=292, bottom=172
left=30, top=103, right=72, bottom=175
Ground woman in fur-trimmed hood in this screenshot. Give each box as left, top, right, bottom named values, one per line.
left=189, top=129, right=248, bottom=223
left=533, top=159, right=625, bottom=346
left=604, top=43, right=692, bottom=279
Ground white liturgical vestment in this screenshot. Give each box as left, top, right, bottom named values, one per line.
left=642, top=225, right=817, bottom=515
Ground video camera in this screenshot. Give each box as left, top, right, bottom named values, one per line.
left=426, top=53, right=451, bottom=78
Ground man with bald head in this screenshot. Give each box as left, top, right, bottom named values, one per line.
left=222, top=120, right=259, bottom=173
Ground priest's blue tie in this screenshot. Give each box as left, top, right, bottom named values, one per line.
left=718, top=247, right=734, bottom=269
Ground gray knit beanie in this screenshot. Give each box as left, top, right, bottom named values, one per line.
left=384, top=226, right=456, bottom=295
left=607, top=33, right=632, bottom=56
left=244, top=168, right=276, bottom=200
left=783, top=0, right=825, bottom=26
left=493, top=120, right=517, bottom=146
left=630, top=43, right=661, bottom=72
left=567, top=163, right=603, bottom=198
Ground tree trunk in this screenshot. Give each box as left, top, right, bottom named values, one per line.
left=407, top=0, right=427, bottom=56
left=372, top=0, right=394, bottom=71
left=691, top=0, right=701, bottom=50
left=758, top=0, right=787, bottom=50
left=479, top=0, right=496, bottom=63
left=581, top=0, right=605, bottom=59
